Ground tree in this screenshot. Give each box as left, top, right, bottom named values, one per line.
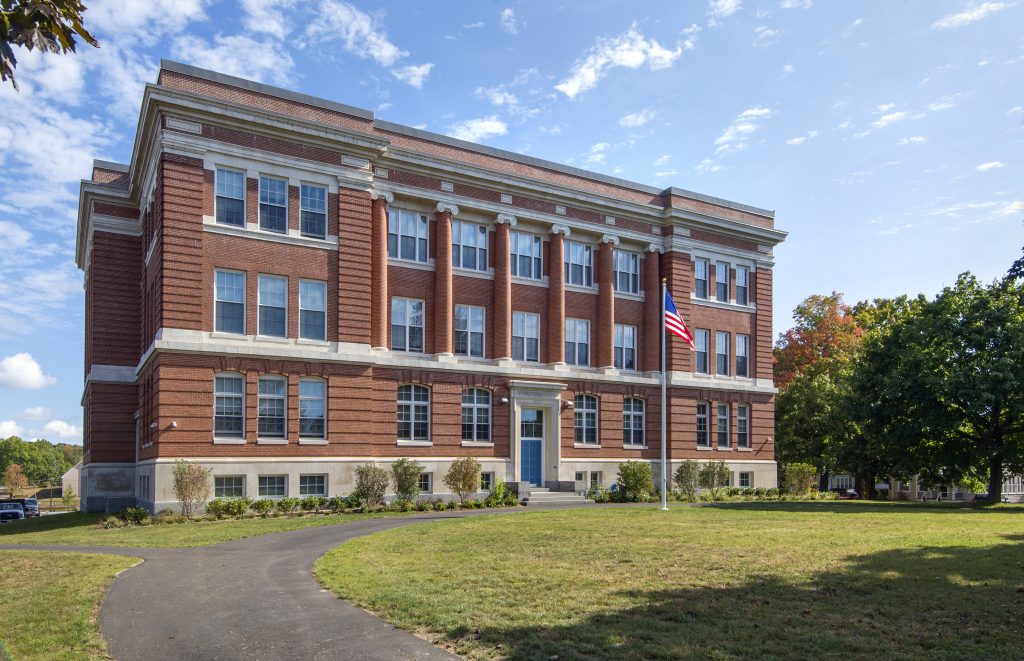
left=61, top=483, right=76, bottom=509
left=1, top=0, right=99, bottom=89
left=390, top=458, right=422, bottom=503
left=673, top=460, right=701, bottom=502
left=2, top=462, right=28, bottom=495
left=443, top=456, right=481, bottom=504
left=615, top=461, right=653, bottom=502
left=698, top=460, right=730, bottom=500
left=782, top=462, right=818, bottom=495
left=773, top=292, right=862, bottom=389
left=353, top=463, right=388, bottom=506
left=171, top=460, right=211, bottom=520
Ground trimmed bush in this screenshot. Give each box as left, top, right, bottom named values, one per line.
left=699, top=460, right=730, bottom=500
left=616, top=461, right=654, bottom=502
left=119, top=507, right=148, bottom=525
left=326, top=496, right=347, bottom=513
left=301, top=496, right=328, bottom=512
left=276, top=497, right=301, bottom=514
left=444, top=456, right=481, bottom=504
left=206, top=499, right=226, bottom=518
left=101, top=515, right=126, bottom=529
left=391, top=458, right=423, bottom=504
left=782, top=462, right=818, bottom=496
left=354, top=463, right=389, bottom=507
left=223, top=497, right=252, bottom=518
left=250, top=499, right=274, bottom=517
left=673, top=460, right=701, bottom=502
left=586, top=484, right=611, bottom=503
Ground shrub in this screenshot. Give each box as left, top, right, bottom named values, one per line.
left=699, top=460, right=730, bottom=500
left=276, top=497, right=301, bottom=514
left=301, top=496, right=328, bottom=512
left=391, top=458, right=423, bottom=504
left=61, top=484, right=76, bottom=509
left=753, top=487, right=767, bottom=497
left=119, top=507, right=148, bottom=525
left=101, top=515, right=126, bottom=529
left=250, top=499, right=274, bottom=517
left=616, top=461, right=654, bottom=502
left=673, top=460, right=701, bottom=502
left=354, top=463, right=389, bottom=507
left=782, top=462, right=818, bottom=496
left=172, top=460, right=212, bottom=520
left=222, top=497, right=252, bottom=518
left=765, top=487, right=780, bottom=499
left=414, top=500, right=430, bottom=511
left=444, top=456, right=481, bottom=504
left=326, top=496, right=347, bottom=513
left=206, top=498, right=226, bottom=518
left=485, top=478, right=519, bottom=507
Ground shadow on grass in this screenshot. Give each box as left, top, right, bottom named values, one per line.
left=450, top=534, right=1024, bottom=660
left=709, top=500, right=1024, bottom=515
left=0, top=511, right=101, bottom=539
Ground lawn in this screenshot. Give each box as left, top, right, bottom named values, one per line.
left=315, top=502, right=1024, bottom=660
left=0, top=510, right=401, bottom=548
left=0, top=550, right=140, bottom=660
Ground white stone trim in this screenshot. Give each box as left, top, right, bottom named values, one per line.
left=202, top=215, right=339, bottom=251
left=601, top=234, right=620, bottom=246
left=370, top=189, right=394, bottom=203
left=689, top=295, right=757, bottom=314
left=550, top=224, right=571, bottom=237
left=436, top=201, right=459, bottom=215
left=388, top=257, right=436, bottom=272
left=495, top=212, right=517, bottom=226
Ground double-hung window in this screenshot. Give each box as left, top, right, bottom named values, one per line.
left=613, top=324, right=637, bottom=371
left=258, top=377, right=286, bottom=439
left=461, top=388, right=491, bottom=443
left=737, top=404, right=750, bottom=449
left=299, top=184, right=327, bottom=239
left=215, top=476, right=244, bottom=498
left=299, top=475, right=326, bottom=496
left=696, top=402, right=709, bottom=447
left=565, top=318, right=590, bottom=366
left=564, top=241, right=593, bottom=287
left=512, top=311, right=540, bottom=362
left=695, top=258, right=708, bottom=299
left=510, top=231, right=542, bottom=279
left=391, top=298, right=424, bottom=352
left=214, top=374, right=244, bottom=438
left=259, top=475, right=286, bottom=497
left=716, top=331, right=730, bottom=375
left=574, top=394, right=598, bottom=445
left=299, top=280, right=327, bottom=341
left=736, top=267, right=749, bottom=306
left=258, top=275, right=287, bottom=337
left=215, top=270, right=245, bottom=334
left=613, top=250, right=640, bottom=294
left=715, top=261, right=730, bottom=302
left=397, top=384, right=430, bottom=442
left=259, top=176, right=288, bottom=234
left=299, top=379, right=325, bottom=439
left=419, top=473, right=433, bottom=493
left=739, top=471, right=752, bottom=488
left=717, top=403, right=730, bottom=448
left=454, top=305, right=485, bottom=357
left=388, top=209, right=429, bottom=262
left=695, top=329, right=710, bottom=374
left=215, top=168, right=245, bottom=227
left=736, top=334, right=750, bottom=377
left=623, top=397, right=645, bottom=447
left=452, top=221, right=488, bottom=271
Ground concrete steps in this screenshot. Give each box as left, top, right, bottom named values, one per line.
left=521, top=489, right=594, bottom=506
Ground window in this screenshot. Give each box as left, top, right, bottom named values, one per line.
left=614, top=324, right=637, bottom=371
left=215, top=476, right=244, bottom=498
left=695, top=258, right=708, bottom=299
left=461, top=388, right=491, bottom=443
left=299, top=474, right=326, bottom=496
left=397, top=384, right=430, bottom=442
left=258, top=475, right=286, bottom=497
left=715, top=261, right=730, bottom=302
left=259, top=176, right=288, bottom=233
left=391, top=298, right=424, bottom=352
left=613, top=250, right=640, bottom=294
left=716, top=331, right=730, bottom=375
left=590, top=471, right=602, bottom=488
left=138, top=474, right=150, bottom=500
left=739, top=472, right=752, bottom=488
left=418, top=472, right=432, bottom=493
left=214, top=374, right=244, bottom=438
left=575, top=471, right=586, bottom=482
left=258, top=275, right=287, bottom=337
left=299, top=379, right=325, bottom=439
left=481, top=472, right=494, bottom=491
left=737, top=404, right=750, bottom=449
left=454, top=305, right=485, bottom=357
left=299, top=280, right=327, bottom=341
left=564, top=240, right=593, bottom=287
left=387, top=209, right=429, bottom=262
left=510, top=231, right=542, bottom=279
left=215, top=270, right=245, bottom=334
left=736, top=335, right=749, bottom=378
left=695, top=329, right=709, bottom=374
left=452, top=220, right=488, bottom=271
left=736, top=267, right=749, bottom=306
left=623, top=398, right=645, bottom=446
left=574, top=394, right=598, bottom=445
left=299, top=184, right=327, bottom=239
left=696, top=402, right=709, bottom=447
left=717, top=403, right=730, bottom=448
left=565, top=318, right=590, bottom=366
left=215, top=168, right=245, bottom=227
left=258, top=377, right=286, bottom=439
left=512, top=311, right=540, bottom=362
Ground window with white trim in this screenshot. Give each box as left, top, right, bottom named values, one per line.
left=695, top=258, right=708, bottom=299
left=452, top=220, right=488, bottom=271
left=391, top=298, right=424, bottom=352
left=510, top=230, right=542, bottom=279
left=461, top=388, right=491, bottom=442
left=715, top=261, right=730, bottom=302
left=737, top=403, right=750, bottom=449
left=259, top=176, right=288, bottom=234
left=590, top=471, right=603, bottom=488
left=397, top=384, right=430, bottom=442
left=481, top=472, right=494, bottom=491
left=512, top=311, right=540, bottom=362
left=215, top=168, right=245, bottom=227
left=716, top=331, right=730, bottom=375
left=614, top=324, right=637, bottom=371
left=418, top=472, right=433, bottom=493
left=214, top=476, right=244, bottom=498
left=565, top=318, right=590, bottom=366
left=454, top=305, right=485, bottom=357
left=613, top=250, right=640, bottom=294
left=696, top=401, right=709, bottom=447
left=695, top=329, right=710, bottom=374
left=736, top=266, right=749, bottom=306
left=258, top=274, right=287, bottom=338
left=299, top=280, right=326, bottom=341
left=214, top=374, right=244, bottom=438
left=258, top=475, right=286, bottom=497
left=299, top=378, right=326, bottom=439
left=574, top=394, right=598, bottom=445
left=736, top=334, right=750, bottom=378
left=717, top=403, right=730, bottom=448
left=739, top=471, right=752, bottom=488
left=215, top=270, right=245, bottom=334
left=387, top=209, right=429, bottom=262
left=299, top=184, right=327, bottom=239
left=299, top=474, right=327, bottom=496
left=258, top=376, right=286, bottom=439
left=623, top=397, right=645, bottom=447
left=564, top=240, right=593, bottom=287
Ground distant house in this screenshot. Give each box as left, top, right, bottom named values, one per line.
left=887, top=474, right=1024, bottom=502
left=62, top=461, right=81, bottom=498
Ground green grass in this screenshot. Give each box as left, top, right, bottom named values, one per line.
left=315, top=502, right=1024, bottom=660
left=0, top=550, right=140, bottom=660
left=0, top=511, right=401, bottom=548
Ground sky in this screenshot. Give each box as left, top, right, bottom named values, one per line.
left=0, top=0, right=1021, bottom=446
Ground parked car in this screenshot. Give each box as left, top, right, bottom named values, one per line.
left=0, top=502, right=25, bottom=523
left=834, top=488, right=859, bottom=500
left=22, top=497, right=40, bottom=517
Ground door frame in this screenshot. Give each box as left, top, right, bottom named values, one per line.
left=508, top=380, right=566, bottom=486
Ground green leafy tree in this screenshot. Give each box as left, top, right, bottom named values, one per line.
left=61, top=483, right=76, bottom=509
left=673, top=460, right=701, bottom=502
left=1, top=0, right=99, bottom=89
left=615, top=461, right=654, bottom=502
left=698, top=460, right=730, bottom=499
left=443, top=456, right=481, bottom=504
left=390, top=458, right=423, bottom=503
left=171, top=460, right=211, bottom=520
left=353, top=463, right=389, bottom=506
left=782, top=462, right=818, bottom=495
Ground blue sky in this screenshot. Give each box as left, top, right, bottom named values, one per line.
left=0, top=0, right=1021, bottom=445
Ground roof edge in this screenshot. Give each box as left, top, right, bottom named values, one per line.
left=93, top=159, right=129, bottom=173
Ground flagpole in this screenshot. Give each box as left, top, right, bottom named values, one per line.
left=661, top=277, right=668, bottom=511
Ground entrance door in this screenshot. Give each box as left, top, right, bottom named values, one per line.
left=520, top=409, right=544, bottom=487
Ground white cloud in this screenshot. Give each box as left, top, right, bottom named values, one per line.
left=555, top=24, right=685, bottom=100
left=871, top=111, right=908, bottom=129
left=500, top=8, right=519, bottom=34
left=476, top=86, right=519, bottom=108
left=0, top=261, right=82, bottom=337
left=782, top=63, right=795, bottom=73
left=707, top=0, right=742, bottom=26
left=0, top=353, right=56, bottom=389
left=172, top=34, right=295, bottom=86
left=654, top=154, right=671, bottom=166
left=241, top=0, right=296, bottom=39
left=619, top=109, right=657, bottom=127
left=0, top=421, right=21, bottom=438
left=932, top=2, right=1014, bottom=29
left=307, top=0, right=408, bottom=67
left=696, top=158, right=724, bottom=173
left=1000, top=200, right=1024, bottom=215
left=713, top=106, right=774, bottom=155
left=1007, top=106, right=1023, bottom=115
left=448, top=116, right=508, bottom=142
left=843, top=18, right=864, bottom=38
left=42, top=419, right=82, bottom=440
left=463, top=21, right=485, bottom=29
left=898, top=136, right=928, bottom=145
left=785, top=129, right=819, bottom=145
left=976, top=161, right=1006, bottom=171
left=19, top=407, right=52, bottom=421
left=87, top=0, right=209, bottom=44
left=877, top=103, right=895, bottom=112
left=583, top=142, right=610, bottom=166
left=754, top=25, right=780, bottom=46
left=928, top=95, right=961, bottom=111
left=780, top=0, right=813, bottom=8
left=655, top=169, right=678, bottom=178
left=391, top=63, right=433, bottom=89
left=473, top=70, right=542, bottom=119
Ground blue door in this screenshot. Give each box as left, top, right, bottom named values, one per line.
left=520, top=409, right=544, bottom=486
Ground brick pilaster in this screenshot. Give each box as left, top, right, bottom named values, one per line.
left=493, top=214, right=514, bottom=360
left=370, top=193, right=390, bottom=349
left=663, top=251, right=694, bottom=373
left=596, top=237, right=616, bottom=368
left=547, top=227, right=567, bottom=364
left=434, top=203, right=456, bottom=355
left=643, top=246, right=663, bottom=372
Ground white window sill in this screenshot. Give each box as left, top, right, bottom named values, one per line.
left=453, top=267, right=494, bottom=280
left=213, top=437, right=247, bottom=445
left=689, top=295, right=757, bottom=314
left=391, top=349, right=428, bottom=356
left=397, top=440, right=432, bottom=447
left=202, top=215, right=339, bottom=251
left=256, top=335, right=290, bottom=344
left=565, top=283, right=598, bottom=295
left=388, top=258, right=434, bottom=271
left=737, top=447, right=753, bottom=452
left=211, top=331, right=248, bottom=340
left=297, top=338, right=329, bottom=346
left=299, top=438, right=328, bottom=445
left=461, top=441, right=494, bottom=447
left=257, top=437, right=288, bottom=445
left=624, top=445, right=648, bottom=450
left=716, top=447, right=734, bottom=452
left=511, top=275, right=547, bottom=287
left=614, top=291, right=645, bottom=302
left=573, top=443, right=602, bottom=449
left=696, top=446, right=714, bottom=451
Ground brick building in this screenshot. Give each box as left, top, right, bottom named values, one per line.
left=75, top=61, right=786, bottom=512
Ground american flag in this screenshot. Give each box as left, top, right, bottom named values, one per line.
left=664, top=289, right=696, bottom=350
